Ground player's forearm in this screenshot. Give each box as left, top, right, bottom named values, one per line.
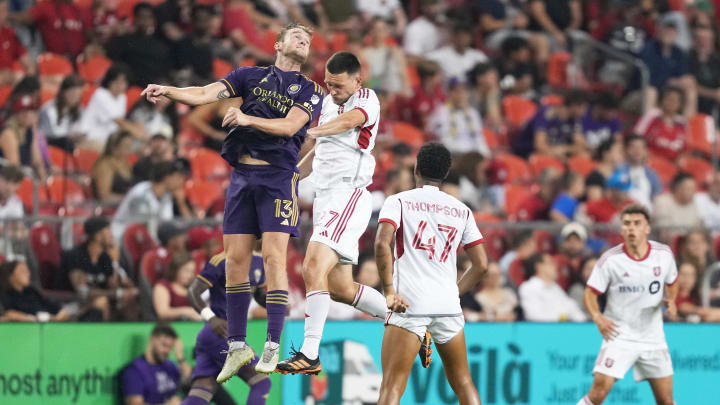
left=584, top=287, right=602, bottom=320
left=187, top=279, right=210, bottom=314
left=375, top=243, right=395, bottom=295
left=163, top=86, right=221, bottom=106
left=297, top=147, right=315, bottom=180
left=245, top=116, right=298, bottom=137
left=458, top=245, right=489, bottom=296
left=665, top=282, right=679, bottom=302
left=457, top=268, right=484, bottom=296
left=308, top=110, right=365, bottom=138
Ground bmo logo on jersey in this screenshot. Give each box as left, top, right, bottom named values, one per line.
left=618, top=285, right=645, bottom=293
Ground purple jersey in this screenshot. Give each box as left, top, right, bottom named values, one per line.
left=121, top=356, right=180, bottom=404
left=219, top=65, right=324, bottom=170
left=197, top=252, right=265, bottom=320
left=581, top=108, right=621, bottom=150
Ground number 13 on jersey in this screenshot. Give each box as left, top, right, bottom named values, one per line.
left=412, top=220, right=458, bottom=263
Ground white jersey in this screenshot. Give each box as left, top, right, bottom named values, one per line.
left=378, top=185, right=484, bottom=316
left=587, top=241, right=678, bottom=350
left=310, top=88, right=380, bottom=190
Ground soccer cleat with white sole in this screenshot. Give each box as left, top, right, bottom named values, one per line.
left=216, top=343, right=255, bottom=383
left=255, top=341, right=280, bottom=374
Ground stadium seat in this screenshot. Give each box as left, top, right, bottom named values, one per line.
left=40, top=87, right=58, bottom=105
left=540, top=94, right=563, bottom=106
left=77, top=55, right=112, bottom=84
left=502, top=95, right=537, bottom=128
left=688, top=113, right=715, bottom=157
left=140, top=247, right=171, bottom=286
left=213, top=58, right=233, bottom=80
left=73, top=147, right=100, bottom=175
left=81, top=84, right=98, bottom=107
left=567, top=154, right=597, bottom=177
left=188, top=148, right=231, bottom=181
left=534, top=230, right=557, bottom=254
left=0, top=85, right=11, bottom=106
left=508, top=258, right=526, bottom=288
left=29, top=223, right=62, bottom=289
left=330, top=32, right=348, bottom=53
left=191, top=249, right=208, bottom=274
left=122, top=223, right=158, bottom=277
left=529, top=154, right=565, bottom=177
left=184, top=179, right=223, bottom=215
left=483, top=126, right=501, bottom=149
left=505, top=184, right=534, bottom=219
left=48, top=146, right=76, bottom=173
left=478, top=229, right=507, bottom=261
left=126, top=86, right=143, bottom=112
left=495, top=153, right=532, bottom=184
left=391, top=122, right=425, bottom=147
left=679, top=156, right=714, bottom=186
left=474, top=212, right=500, bottom=223
left=647, top=155, right=677, bottom=186
left=714, top=235, right=720, bottom=259
left=17, top=177, right=49, bottom=214
left=46, top=176, right=85, bottom=205
left=37, top=53, right=74, bottom=77
left=547, top=52, right=571, bottom=89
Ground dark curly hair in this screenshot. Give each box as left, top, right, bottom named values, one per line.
left=416, top=143, right=452, bottom=181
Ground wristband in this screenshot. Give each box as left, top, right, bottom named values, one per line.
left=200, top=307, right=216, bottom=322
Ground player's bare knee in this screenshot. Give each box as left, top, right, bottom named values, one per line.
left=262, top=252, right=285, bottom=272
left=329, top=283, right=355, bottom=304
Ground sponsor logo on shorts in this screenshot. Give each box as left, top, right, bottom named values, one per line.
left=605, top=358, right=614, bottom=368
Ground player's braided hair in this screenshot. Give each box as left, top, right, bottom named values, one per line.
left=416, top=142, right=452, bottom=182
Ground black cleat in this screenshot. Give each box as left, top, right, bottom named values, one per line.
left=275, top=349, right=322, bottom=375
left=419, top=332, right=433, bottom=368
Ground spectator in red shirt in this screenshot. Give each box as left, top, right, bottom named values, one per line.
left=674, top=261, right=720, bottom=322
left=580, top=169, right=634, bottom=223
left=397, top=60, right=445, bottom=129
left=0, top=0, right=33, bottom=85
left=517, top=168, right=561, bottom=221
left=553, top=222, right=590, bottom=290
left=11, top=0, right=91, bottom=59
left=633, top=86, right=688, bottom=161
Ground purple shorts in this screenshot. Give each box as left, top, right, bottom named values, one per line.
left=223, top=164, right=300, bottom=237
left=192, top=324, right=259, bottom=380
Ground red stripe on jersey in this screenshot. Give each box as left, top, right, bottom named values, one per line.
left=666, top=275, right=678, bottom=286
left=358, top=127, right=372, bottom=149
left=332, top=189, right=361, bottom=242
left=334, top=189, right=362, bottom=243
left=354, top=107, right=369, bottom=126
left=396, top=199, right=404, bottom=258
left=587, top=285, right=604, bottom=295
left=378, top=218, right=397, bottom=229
left=463, top=238, right=484, bottom=249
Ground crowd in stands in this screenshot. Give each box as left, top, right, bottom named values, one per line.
left=0, top=0, right=719, bottom=324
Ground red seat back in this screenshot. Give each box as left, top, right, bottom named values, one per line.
left=30, top=224, right=62, bottom=289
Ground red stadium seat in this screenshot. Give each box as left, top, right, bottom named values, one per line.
left=568, top=154, right=597, bottom=177
left=141, top=247, right=171, bottom=286
left=679, top=156, right=714, bottom=186
left=474, top=212, right=500, bottom=223
left=495, top=153, right=532, bottom=184
left=126, top=86, right=143, bottom=112
left=40, top=87, right=58, bottom=105
left=48, top=146, right=75, bottom=173
left=123, top=223, right=158, bottom=276
left=391, top=122, right=425, bottom=147
left=483, top=126, right=501, bottom=149
left=330, top=32, right=348, bottom=53
left=191, top=249, right=208, bottom=274
left=185, top=179, right=223, bottom=214
left=73, top=147, right=100, bottom=174
left=547, top=52, right=571, bottom=89
left=479, top=229, right=507, bottom=261
left=213, top=58, right=233, bottom=80
left=30, top=223, right=62, bottom=289
left=188, top=148, right=231, bottom=181
left=534, top=230, right=557, bottom=254
left=0, top=85, right=11, bottom=106
left=647, top=155, right=677, bottom=187
left=502, top=95, right=537, bottom=128
left=540, top=94, right=563, bottom=106
left=529, top=154, right=565, bottom=177
left=77, top=55, right=112, bottom=84
left=505, top=184, right=534, bottom=219
left=37, top=53, right=73, bottom=77
left=46, top=176, right=85, bottom=205
left=688, top=114, right=714, bottom=157
left=714, top=235, right=720, bottom=259
left=126, top=152, right=140, bottom=167
left=17, top=177, right=49, bottom=213
left=508, top=258, right=526, bottom=288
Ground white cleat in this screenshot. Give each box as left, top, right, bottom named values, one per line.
left=254, top=341, right=280, bottom=374
left=216, top=342, right=255, bottom=383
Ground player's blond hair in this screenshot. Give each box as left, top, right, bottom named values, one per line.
left=276, top=23, right=314, bottom=43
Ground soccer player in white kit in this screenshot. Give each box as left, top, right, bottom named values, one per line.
left=375, top=143, right=489, bottom=405
left=578, top=204, right=678, bottom=405
left=276, top=51, right=389, bottom=374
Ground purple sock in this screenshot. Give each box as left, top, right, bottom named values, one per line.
left=265, top=290, right=288, bottom=343
left=226, top=282, right=252, bottom=341
left=181, top=387, right=213, bottom=405
left=247, top=377, right=272, bottom=405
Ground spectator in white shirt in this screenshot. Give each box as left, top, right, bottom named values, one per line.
left=403, top=0, right=444, bottom=59
left=0, top=164, right=24, bottom=219
left=694, top=172, right=720, bottom=231
left=427, top=79, right=490, bottom=156
left=653, top=172, right=702, bottom=228
left=427, top=23, right=488, bottom=81
left=360, top=0, right=407, bottom=36
left=38, top=74, right=86, bottom=151
left=519, top=253, right=587, bottom=322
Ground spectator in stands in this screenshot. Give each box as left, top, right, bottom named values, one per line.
left=172, top=5, right=219, bottom=85
left=514, top=90, right=587, bottom=159
left=91, top=131, right=134, bottom=204
left=154, top=0, right=193, bottom=44
left=475, top=262, right=518, bottom=321
left=362, top=17, right=412, bottom=96
left=0, top=164, right=23, bottom=219
left=0, top=95, right=47, bottom=181
left=0, top=75, right=40, bottom=128
left=568, top=255, right=599, bottom=318
left=497, top=37, right=540, bottom=97
left=427, top=79, right=490, bottom=156
left=499, top=231, right=537, bottom=276
left=111, top=160, right=189, bottom=242
left=0, top=0, right=32, bottom=86
left=639, top=16, right=697, bottom=116
left=468, top=62, right=503, bottom=131
left=132, top=134, right=175, bottom=183
left=675, top=261, right=720, bottom=322
left=653, top=172, right=702, bottom=228
left=153, top=252, right=201, bottom=321
left=427, top=22, right=488, bottom=81
left=0, top=261, right=69, bottom=322
left=403, top=0, right=443, bottom=60
left=121, top=323, right=187, bottom=405
left=38, top=74, right=86, bottom=151
left=361, top=0, right=407, bottom=36
left=81, top=63, right=146, bottom=151
left=398, top=60, right=445, bottom=129
left=61, top=216, right=137, bottom=321
left=550, top=171, right=585, bottom=222
left=591, top=0, right=655, bottom=56
left=633, top=86, right=689, bottom=161
left=159, top=221, right=189, bottom=260
left=187, top=225, right=221, bottom=260
left=477, top=0, right=550, bottom=63
left=528, top=0, right=582, bottom=48
left=371, top=167, right=413, bottom=212
left=581, top=92, right=621, bottom=153
left=519, top=253, right=587, bottom=321
left=517, top=168, right=560, bottom=221
left=553, top=222, right=590, bottom=290
left=580, top=169, right=634, bottom=223
left=187, top=97, right=243, bottom=152
left=618, top=135, right=662, bottom=210
left=689, top=21, right=720, bottom=116
left=694, top=172, right=720, bottom=230
left=678, top=231, right=716, bottom=275
left=585, top=139, right=623, bottom=201
left=453, top=152, right=498, bottom=213
left=90, top=0, right=128, bottom=46
left=107, top=3, right=173, bottom=87
left=222, top=0, right=277, bottom=63
left=10, top=0, right=90, bottom=59
left=128, top=94, right=178, bottom=141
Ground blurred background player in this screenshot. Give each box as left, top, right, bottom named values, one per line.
left=375, top=143, right=489, bottom=405
left=141, top=22, right=324, bottom=377
left=579, top=205, right=678, bottom=405
left=183, top=250, right=270, bottom=405
left=277, top=51, right=388, bottom=374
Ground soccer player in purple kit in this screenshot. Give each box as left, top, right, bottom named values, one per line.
left=141, top=22, right=324, bottom=378
left=182, top=251, right=271, bottom=405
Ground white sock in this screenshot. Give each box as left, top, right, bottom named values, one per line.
left=353, top=284, right=387, bottom=318
left=577, top=395, right=595, bottom=405
left=300, top=290, right=330, bottom=360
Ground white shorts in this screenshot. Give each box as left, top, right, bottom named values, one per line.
left=309, top=188, right=372, bottom=265
left=385, top=313, right=465, bottom=345
left=593, top=341, right=674, bottom=382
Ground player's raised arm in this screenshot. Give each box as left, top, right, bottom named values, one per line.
left=306, top=108, right=366, bottom=138
left=141, top=82, right=233, bottom=106
left=457, top=243, right=489, bottom=296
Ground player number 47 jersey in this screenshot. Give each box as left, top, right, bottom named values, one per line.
left=378, top=185, right=484, bottom=316
left=310, top=88, right=381, bottom=190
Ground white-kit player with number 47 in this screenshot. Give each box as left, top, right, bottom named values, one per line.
left=276, top=51, right=390, bottom=375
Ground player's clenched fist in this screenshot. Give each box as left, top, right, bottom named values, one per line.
left=222, top=106, right=251, bottom=128
left=592, top=313, right=619, bottom=341
left=141, top=84, right=168, bottom=104
left=386, top=294, right=409, bottom=313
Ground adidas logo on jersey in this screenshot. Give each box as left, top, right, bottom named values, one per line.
left=281, top=219, right=289, bottom=226
left=320, top=230, right=328, bottom=237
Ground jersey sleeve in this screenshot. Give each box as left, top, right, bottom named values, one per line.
left=378, top=196, right=402, bottom=229
left=665, top=252, right=679, bottom=285
left=292, top=79, right=324, bottom=122
left=121, top=366, right=144, bottom=397
left=461, top=210, right=484, bottom=249
left=586, top=256, right=610, bottom=294
left=198, top=260, right=222, bottom=288
left=353, top=89, right=381, bottom=128
left=220, top=67, right=253, bottom=98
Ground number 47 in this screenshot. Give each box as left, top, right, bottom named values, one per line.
left=412, top=221, right=457, bottom=263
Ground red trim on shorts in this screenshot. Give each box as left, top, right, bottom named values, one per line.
left=463, top=238, right=484, bottom=249
left=352, top=284, right=364, bottom=306
left=587, top=285, right=604, bottom=295
left=384, top=312, right=392, bottom=325
left=332, top=189, right=361, bottom=242
left=333, top=189, right=362, bottom=243
left=378, top=218, right=397, bottom=229
left=306, top=291, right=330, bottom=298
